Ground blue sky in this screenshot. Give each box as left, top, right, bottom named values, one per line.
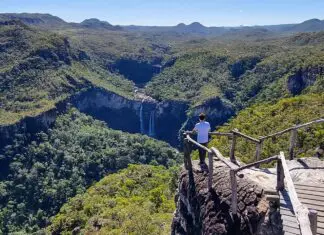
left=0, top=0, right=323, bottom=26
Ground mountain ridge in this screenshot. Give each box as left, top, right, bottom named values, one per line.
left=1, top=13, right=324, bottom=34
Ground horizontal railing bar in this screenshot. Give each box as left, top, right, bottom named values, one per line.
left=231, top=130, right=260, bottom=143
left=294, top=118, right=324, bottom=129
left=260, top=118, right=324, bottom=140
left=186, top=134, right=212, bottom=153
left=184, top=131, right=232, bottom=136
left=235, top=156, right=279, bottom=172
left=211, top=147, right=239, bottom=170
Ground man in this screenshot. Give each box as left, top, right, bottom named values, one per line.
left=193, top=113, right=211, bottom=166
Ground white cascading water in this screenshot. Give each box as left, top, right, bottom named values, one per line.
left=140, top=100, right=145, bottom=134
left=148, top=110, right=155, bottom=137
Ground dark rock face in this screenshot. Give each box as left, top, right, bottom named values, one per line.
left=109, top=58, right=162, bottom=87
left=72, top=88, right=188, bottom=146
left=229, top=57, right=261, bottom=79
left=287, top=67, right=323, bottom=95
left=172, top=161, right=276, bottom=235
left=183, top=97, right=235, bottom=133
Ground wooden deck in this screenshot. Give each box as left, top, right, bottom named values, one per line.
left=279, top=183, right=324, bottom=235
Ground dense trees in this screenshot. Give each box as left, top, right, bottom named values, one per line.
left=209, top=94, right=324, bottom=163
left=0, top=109, right=180, bottom=233
left=48, top=164, right=178, bottom=235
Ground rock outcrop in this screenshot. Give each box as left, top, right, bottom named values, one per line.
left=172, top=160, right=270, bottom=235
left=287, top=66, right=323, bottom=95
left=172, top=157, right=324, bottom=235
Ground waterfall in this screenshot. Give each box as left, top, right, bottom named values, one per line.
left=140, top=100, right=145, bottom=134
left=148, top=110, right=155, bottom=137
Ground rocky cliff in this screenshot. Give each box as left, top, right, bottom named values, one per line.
left=172, top=157, right=324, bottom=235
left=171, top=160, right=282, bottom=235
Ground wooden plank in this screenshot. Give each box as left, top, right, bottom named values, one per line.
left=280, top=152, right=313, bottom=235
left=294, top=185, right=324, bottom=193
left=211, top=147, right=239, bottom=170
left=236, top=156, right=278, bottom=172
left=281, top=207, right=297, bottom=216
left=230, top=169, right=238, bottom=214
left=229, top=133, right=236, bottom=163
left=186, top=135, right=211, bottom=153
left=294, top=183, right=324, bottom=190
left=283, top=225, right=301, bottom=235
left=317, top=217, right=324, bottom=224
left=281, top=214, right=300, bottom=223
left=299, top=198, right=324, bottom=207
left=231, top=130, right=260, bottom=143
left=283, top=232, right=300, bottom=235
left=318, top=227, right=324, bottom=235
left=281, top=199, right=324, bottom=212
left=282, top=219, right=301, bottom=228
left=289, top=128, right=297, bottom=160
left=208, top=152, right=213, bottom=190
left=296, top=190, right=324, bottom=198
left=318, top=221, right=324, bottom=229
left=296, top=194, right=324, bottom=203
left=259, top=119, right=324, bottom=141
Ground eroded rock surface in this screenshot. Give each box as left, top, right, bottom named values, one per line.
left=172, top=160, right=269, bottom=235
left=172, top=157, right=324, bottom=235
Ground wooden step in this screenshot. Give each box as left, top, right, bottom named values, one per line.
left=294, top=183, right=324, bottom=190
left=295, top=189, right=324, bottom=198
left=294, top=185, right=324, bottom=193
left=283, top=225, right=301, bottom=235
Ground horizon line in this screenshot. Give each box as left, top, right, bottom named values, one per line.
left=1, top=11, right=323, bottom=28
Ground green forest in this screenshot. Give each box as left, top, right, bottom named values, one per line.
left=48, top=164, right=178, bottom=235
left=0, top=109, right=180, bottom=234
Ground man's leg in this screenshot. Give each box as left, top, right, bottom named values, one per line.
left=199, top=143, right=207, bottom=164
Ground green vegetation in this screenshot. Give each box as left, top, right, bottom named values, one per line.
left=209, top=94, right=324, bottom=163
left=0, top=109, right=180, bottom=234
left=48, top=164, right=178, bottom=235
left=146, top=40, right=324, bottom=108
left=1, top=18, right=324, bottom=125
left=0, top=22, right=134, bottom=125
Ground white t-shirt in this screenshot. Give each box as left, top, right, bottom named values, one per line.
left=194, top=121, right=211, bottom=143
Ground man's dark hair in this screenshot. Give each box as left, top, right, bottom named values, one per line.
left=199, top=113, right=206, bottom=121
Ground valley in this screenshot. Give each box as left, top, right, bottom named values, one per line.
left=0, top=12, right=323, bottom=234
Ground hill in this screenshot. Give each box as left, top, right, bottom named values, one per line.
left=0, top=20, right=134, bottom=125
left=209, top=94, right=324, bottom=163
left=48, top=164, right=178, bottom=235
left=0, top=109, right=180, bottom=233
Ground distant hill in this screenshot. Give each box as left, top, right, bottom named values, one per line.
left=1, top=13, right=323, bottom=36
left=77, top=18, right=123, bottom=30
left=0, top=13, right=68, bottom=28
left=288, top=18, right=324, bottom=32
left=0, top=13, right=123, bottom=30
left=124, top=18, right=324, bottom=36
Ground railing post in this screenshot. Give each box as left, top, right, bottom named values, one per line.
left=309, top=209, right=318, bottom=235
left=289, top=127, right=297, bottom=160
left=208, top=151, right=213, bottom=191
left=276, top=158, right=285, bottom=191
left=255, top=140, right=263, bottom=168
left=230, top=169, right=237, bottom=215
left=230, top=133, right=237, bottom=163
left=183, top=138, right=192, bottom=171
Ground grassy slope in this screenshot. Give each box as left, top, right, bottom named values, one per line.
left=48, top=164, right=178, bottom=235
left=209, top=94, right=324, bottom=163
